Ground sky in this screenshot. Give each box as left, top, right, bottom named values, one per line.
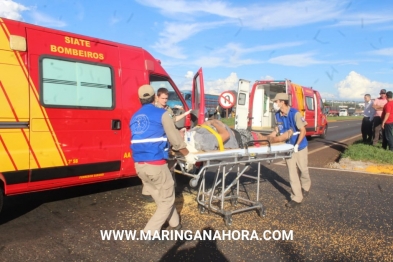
left=1, top=0, right=393, bottom=101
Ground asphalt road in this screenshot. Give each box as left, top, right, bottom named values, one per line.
left=1, top=119, right=392, bottom=261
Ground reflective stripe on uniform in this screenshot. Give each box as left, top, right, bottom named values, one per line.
left=131, top=137, right=168, bottom=144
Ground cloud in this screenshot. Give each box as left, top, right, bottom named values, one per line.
left=152, top=21, right=227, bottom=58
left=204, top=72, right=239, bottom=94
left=29, top=10, right=67, bottom=27
left=178, top=72, right=239, bottom=95
left=74, top=2, right=84, bottom=21
left=268, top=52, right=324, bottom=67
left=336, top=71, right=393, bottom=99
left=185, top=71, right=194, bottom=78
left=261, top=75, right=274, bottom=80
left=320, top=92, right=336, bottom=99
left=365, top=47, right=393, bottom=57
left=330, top=13, right=393, bottom=27
left=268, top=52, right=364, bottom=67
left=0, top=0, right=28, bottom=20
left=162, top=41, right=304, bottom=68
left=137, top=0, right=350, bottom=30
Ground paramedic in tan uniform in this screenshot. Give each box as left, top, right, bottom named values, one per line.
left=271, top=93, right=311, bottom=208
left=130, top=85, right=197, bottom=239
left=141, top=87, right=192, bottom=199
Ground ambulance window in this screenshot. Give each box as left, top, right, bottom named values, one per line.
left=238, top=93, right=246, bottom=105
left=41, top=58, right=113, bottom=108
left=306, top=97, right=314, bottom=110
left=149, top=75, right=183, bottom=108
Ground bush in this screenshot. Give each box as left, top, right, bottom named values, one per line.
left=342, top=140, right=393, bottom=164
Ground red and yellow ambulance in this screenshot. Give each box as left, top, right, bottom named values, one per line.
left=235, top=79, right=328, bottom=138
left=0, top=17, right=208, bottom=212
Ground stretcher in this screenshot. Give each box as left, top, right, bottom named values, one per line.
left=173, top=141, right=294, bottom=226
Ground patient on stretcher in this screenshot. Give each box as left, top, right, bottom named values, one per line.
left=180, top=119, right=293, bottom=152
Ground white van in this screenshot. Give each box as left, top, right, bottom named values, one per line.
left=339, top=109, right=348, bottom=116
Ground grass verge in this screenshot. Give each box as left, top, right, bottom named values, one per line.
left=220, top=117, right=235, bottom=127
left=342, top=140, right=393, bottom=164
left=327, top=116, right=362, bottom=121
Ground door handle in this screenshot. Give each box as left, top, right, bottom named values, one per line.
left=112, top=119, right=121, bottom=130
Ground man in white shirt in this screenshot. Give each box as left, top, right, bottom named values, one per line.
left=362, top=94, right=375, bottom=144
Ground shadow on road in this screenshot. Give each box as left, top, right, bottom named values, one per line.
left=0, top=177, right=142, bottom=225
left=159, top=226, right=229, bottom=262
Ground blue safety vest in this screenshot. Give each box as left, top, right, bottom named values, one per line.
left=275, top=108, right=308, bottom=150
left=130, top=104, right=169, bottom=162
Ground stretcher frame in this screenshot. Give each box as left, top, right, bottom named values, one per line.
left=174, top=141, right=294, bottom=226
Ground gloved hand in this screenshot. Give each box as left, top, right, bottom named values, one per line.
left=184, top=109, right=192, bottom=116
left=185, top=153, right=198, bottom=165
left=294, top=144, right=299, bottom=153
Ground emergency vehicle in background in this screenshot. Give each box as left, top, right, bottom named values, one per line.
left=235, top=79, right=328, bottom=138
left=0, top=17, right=208, bottom=212
left=339, top=106, right=349, bottom=116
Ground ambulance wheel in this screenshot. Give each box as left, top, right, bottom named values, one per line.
left=198, top=204, right=206, bottom=214
left=321, top=125, right=328, bottom=139
left=224, top=215, right=232, bottom=226
left=0, top=187, right=3, bottom=214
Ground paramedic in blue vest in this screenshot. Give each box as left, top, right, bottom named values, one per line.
left=130, top=84, right=198, bottom=238
left=271, top=93, right=311, bottom=208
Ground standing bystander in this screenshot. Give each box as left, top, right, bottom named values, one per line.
left=155, top=88, right=191, bottom=122
left=130, top=84, right=197, bottom=240
left=372, top=89, right=388, bottom=145
left=361, top=94, right=375, bottom=144
left=381, top=91, right=393, bottom=150
left=271, top=93, right=311, bottom=208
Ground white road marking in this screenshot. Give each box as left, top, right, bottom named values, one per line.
left=274, top=161, right=393, bottom=176
left=308, top=134, right=361, bottom=155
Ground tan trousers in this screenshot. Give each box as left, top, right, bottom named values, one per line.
left=135, top=163, right=179, bottom=234
left=285, top=147, right=311, bottom=202
left=141, top=160, right=177, bottom=195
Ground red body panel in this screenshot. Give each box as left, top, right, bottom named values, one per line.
left=0, top=18, right=189, bottom=196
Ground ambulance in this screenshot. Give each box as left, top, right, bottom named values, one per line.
left=0, top=17, right=208, bottom=212
left=235, top=79, right=328, bottom=138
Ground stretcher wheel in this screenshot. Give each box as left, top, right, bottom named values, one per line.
left=224, top=215, right=232, bottom=226
left=198, top=204, right=206, bottom=214
left=254, top=202, right=266, bottom=217
left=257, top=206, right=266, bottom=217
left=189, top=178, right=199, bottom=188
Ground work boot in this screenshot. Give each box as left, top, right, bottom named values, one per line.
left=167, top=224, right=182, bottom=231
left=285, top=200, right=301, bottom=208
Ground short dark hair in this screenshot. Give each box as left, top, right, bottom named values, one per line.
left=157, top=87, right=169, bottom=97
left=140, top=95, right=155, bottom=105
left=387, top=91, right=392, bottom=99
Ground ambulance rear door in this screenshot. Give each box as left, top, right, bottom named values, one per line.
left=235, top=79, right=250, bottom=129
left=192, top=68, right=206, bottom=125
